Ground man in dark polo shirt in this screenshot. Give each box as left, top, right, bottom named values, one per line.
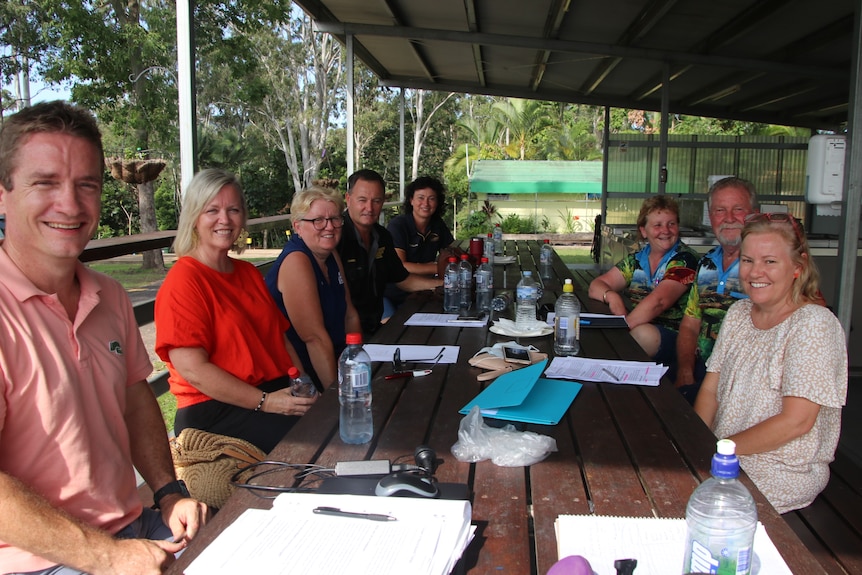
left=338, top=169, right=442, bottom=334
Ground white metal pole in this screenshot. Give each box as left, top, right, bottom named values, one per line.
left=176, top=0, right=197, bottom=197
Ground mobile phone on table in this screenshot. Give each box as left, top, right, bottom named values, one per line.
left=502, top=346, right=531, bottom=365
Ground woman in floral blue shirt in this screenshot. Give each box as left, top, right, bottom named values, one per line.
left=589, top=196, right=697, bottom=362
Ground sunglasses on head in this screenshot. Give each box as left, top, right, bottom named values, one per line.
left=744, top=212, right=804, bottom=242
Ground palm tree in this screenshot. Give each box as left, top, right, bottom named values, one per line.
left=492, top=98, right=551, bottom=160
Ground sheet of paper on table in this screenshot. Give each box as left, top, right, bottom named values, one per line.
left=185, top=493, right=474, bottom=575
left=363, top=344, right=460, bottom=364
left=405, top=313, right=488, bottom=328
left=545, top=357, right=667, bottom=386
left=554, top=515, right=792, bottom=575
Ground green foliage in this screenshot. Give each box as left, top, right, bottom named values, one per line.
left=99, top=177, right=139, bottom=237
left=154, top=179, right=179, bottom=231
left=500, top=212, right=537, bottom=234
left=557, top=208, right=595, bottom=233
left=457, top=211, right=491, bottom=240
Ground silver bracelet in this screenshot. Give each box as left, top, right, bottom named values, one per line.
left=254, top=391, right=267, bottom=412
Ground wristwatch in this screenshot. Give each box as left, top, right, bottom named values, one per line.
left=152, top=479, right=190, bottom=509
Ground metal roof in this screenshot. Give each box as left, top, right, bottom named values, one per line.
left=470, top=160, right=602, bottom=194
left=295, top=0, right=858, bottom=131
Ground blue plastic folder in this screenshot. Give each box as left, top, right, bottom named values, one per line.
left=459, top=359, right=582, bottom=425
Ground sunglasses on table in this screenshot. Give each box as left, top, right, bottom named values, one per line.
left=744, top=212, right=804, bottom=241
left=300, top=216, right=345, bottom=230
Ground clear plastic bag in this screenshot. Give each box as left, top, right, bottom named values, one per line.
left=451, top=406, right=558, bottom=467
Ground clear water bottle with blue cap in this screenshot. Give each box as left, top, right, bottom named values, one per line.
left=682, top=439, right=757, bottom=575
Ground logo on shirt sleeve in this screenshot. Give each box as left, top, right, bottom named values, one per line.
left=109, top=341, right=124, bottom=356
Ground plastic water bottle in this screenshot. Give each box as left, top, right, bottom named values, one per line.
left=475, top=257, right=493, bottom=312
left=443, top=256, right=460, bottom=312
left=484, top=232, right=495, bottom=266
left=338, top=333, right=373, bottom=445
left=515, top=271, right=539, bottom=331
left=287, top=366, right=317, bottom=398
left=493, top=223, right=503, bottom=255
left=458, top=253, right=473, bottom=311
left=491, top=291, right=512, bottom=312
left=682, top=439, right=757, bottom=575
left=554, top=279, right=580, bottom=356
left=540, top=239, right=553, bottom=280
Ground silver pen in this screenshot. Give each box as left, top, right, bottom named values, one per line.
left=313, top=506, right=397, bottom=522
left=601, top=368, right=621, bottom=382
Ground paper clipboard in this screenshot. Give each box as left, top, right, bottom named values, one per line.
left=459, top=359, right=582, bottom=425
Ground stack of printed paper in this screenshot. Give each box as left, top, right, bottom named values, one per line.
left=554, top=514, right=792, bottom=575
left=545, top=357, right=667, bottom=386
left=185, top=493, right=474, bottom=575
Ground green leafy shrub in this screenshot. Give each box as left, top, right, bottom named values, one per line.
left=457, top=210, right=492, bottom=240
left=500, top=212, right=537, bottom=234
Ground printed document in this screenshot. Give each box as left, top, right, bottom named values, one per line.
left=185, top=493, right=473, bottom=575
left=545, top=357, right=667, bottom=386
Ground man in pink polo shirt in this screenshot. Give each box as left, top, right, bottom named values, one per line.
left=0, top=102, right=208, bottom=574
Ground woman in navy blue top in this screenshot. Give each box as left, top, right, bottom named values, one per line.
left=266, top=187, right=361, bottom=390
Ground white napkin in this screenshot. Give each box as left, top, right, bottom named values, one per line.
left=492, top=318, right=552, bottom=337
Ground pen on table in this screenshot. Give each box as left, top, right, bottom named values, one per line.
left=579, top=319, right=591, bottom=325
left=313, top=506, right=397, bottom=522
left=601, top=368, right=620, bottom=382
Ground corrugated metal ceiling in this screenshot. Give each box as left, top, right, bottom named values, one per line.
left=294, top=0, right=857, bottom=130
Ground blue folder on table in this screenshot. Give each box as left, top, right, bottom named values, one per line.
left=459, top=359, right=582, bottom=425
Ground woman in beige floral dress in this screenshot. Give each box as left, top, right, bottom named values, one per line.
left=694, top=213, right=847, bottom=513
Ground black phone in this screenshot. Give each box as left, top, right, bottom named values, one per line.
left=502, top=346, right=531, bottom=365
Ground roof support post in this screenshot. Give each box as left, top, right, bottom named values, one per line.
left=601, top=105, right=610, bottom=220
left=400, top=87, right=405, bottom=202
left=836, top=6, right=862, bottom=342
left=346, top=33, right=355, bottom=176
left=176, top=0, right=197, bottom=195
left=658, top=63, right=670, bottom=194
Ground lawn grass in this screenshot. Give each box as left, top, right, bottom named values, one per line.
left=88, top=258, right=274, bottom=291
left=554, top=246, right=594, bottom=265
left=157, top=390, right=177, bottom=431
left=87, top=262, right=170, bottom=290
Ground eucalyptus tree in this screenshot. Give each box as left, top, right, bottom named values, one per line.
left=27, top=0, right=183, bottom=269
left=407, top=89, right=457, bottom=180
left=0, top=0, right=57, bottom=113
left=240, top=11, right=343, bottom=194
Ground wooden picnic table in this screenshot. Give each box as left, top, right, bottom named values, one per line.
left=165, top=239, right=825, bottom=575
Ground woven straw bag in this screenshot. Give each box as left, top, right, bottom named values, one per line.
left=170, top=428, right=266, bottom=509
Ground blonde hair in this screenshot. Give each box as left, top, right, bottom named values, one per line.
left=290, top=186, right=345, bottom=226
left=741, top=216, right=820, bottom=303
left=174, top=169, right=248, bottom=257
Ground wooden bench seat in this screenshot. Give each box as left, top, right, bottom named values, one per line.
left=784, top=450, right=862, bottom=574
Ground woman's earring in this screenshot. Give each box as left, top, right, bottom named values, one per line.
left=794, top=270, right=800, bottom=278
left=234, top=228, right=249, bottom=250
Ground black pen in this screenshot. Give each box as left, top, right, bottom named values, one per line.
left=313, top=506, right=397, bottom=522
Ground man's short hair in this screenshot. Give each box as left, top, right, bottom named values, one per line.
left=0, top=101, right=103, bottom=190
left=707, top=177, right=758, bottom=210
left=347, top=169, right=385, bottom=194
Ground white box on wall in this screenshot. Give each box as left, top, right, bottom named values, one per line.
left=805, top=135, right=846, bottom=204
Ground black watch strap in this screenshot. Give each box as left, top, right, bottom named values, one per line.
left=153, top=479, right=190, bottom=508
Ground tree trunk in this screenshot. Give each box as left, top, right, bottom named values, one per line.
left=137, top=180, right=165, bottom=270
